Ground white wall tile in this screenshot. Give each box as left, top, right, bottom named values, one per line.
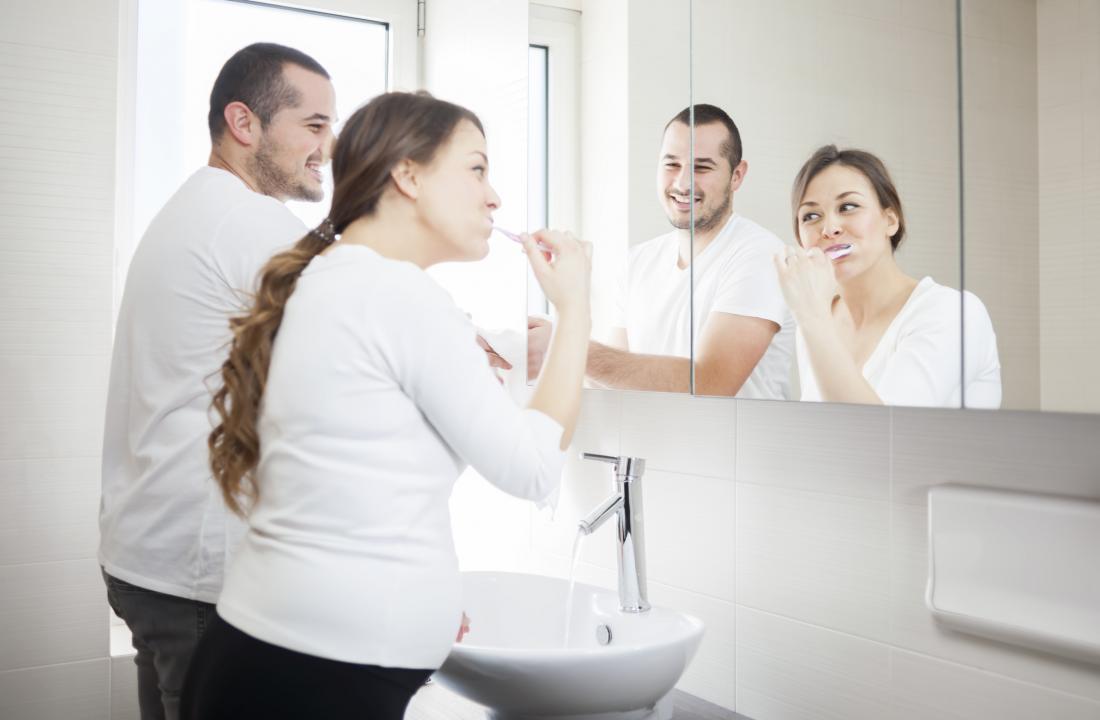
left=736, top=483, right=891, bottom=641
left=643, top=470, right=734, bottom=601
left=646, top=581, right=736, bottom=711
left=889, top=648, right=1100, bottom=719
left=620, top=392, right=734, bottom=479
left=889, top=502, right=1100, bottom=702
left=0, top=355, right=109, bottom=460
left=735, top=606, right=893, bottom=720
left=0, top=457, right=100, bottom=565
left=891, top=407, right=1100, bottom=505
left=736, top=400, right=890, bottom=500
left=676, top=656, right=736, bottom=713
left=0, top=559, right=107, bottom=672
left=110, top=655, right=140, bottom=720
left=0, top=659, right=108, bottom=720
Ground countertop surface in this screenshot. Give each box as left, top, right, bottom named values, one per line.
left=407, top=682, right=752, bottom=720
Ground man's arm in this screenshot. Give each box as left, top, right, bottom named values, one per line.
left=585, top=312, right=778, bottom=395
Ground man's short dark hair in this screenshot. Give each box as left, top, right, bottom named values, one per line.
left=208, top=43, right=330, bottom=142
left=665, top=104, right=743, bottom=169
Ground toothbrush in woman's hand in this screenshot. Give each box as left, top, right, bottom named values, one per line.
left=494, top=227, right=553, bottom=259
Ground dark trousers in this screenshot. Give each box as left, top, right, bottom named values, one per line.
left=103, top=570, right=216, bottom=720
left=181, top=609, right=433, bottom=719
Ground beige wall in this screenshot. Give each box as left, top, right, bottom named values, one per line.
left=962, top=0, right=1041, bottom=410
left=692, top=0, right=962, bottom=290
left=965, top=0, right=1100, bottom=413
left=1038, top=0, right=1100, bottom=411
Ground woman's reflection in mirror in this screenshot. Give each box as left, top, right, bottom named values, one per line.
left=775, top=145, right=1001, bottom=408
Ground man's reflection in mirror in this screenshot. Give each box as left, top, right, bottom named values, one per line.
left=584, top=104, right=795, bottom=397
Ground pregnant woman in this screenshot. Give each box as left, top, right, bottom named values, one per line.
left=181, top=91, right=592, bottom=719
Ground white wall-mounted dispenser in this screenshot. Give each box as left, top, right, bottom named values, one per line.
left=926, top=484, right=1100, bottom=664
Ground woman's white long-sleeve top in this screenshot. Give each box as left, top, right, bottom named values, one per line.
left=216, top=243, right=564, bottom=669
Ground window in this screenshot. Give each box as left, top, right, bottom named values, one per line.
left=527, top=6, right=580, bottom=322
left=115, top=0, right=415, bottom=313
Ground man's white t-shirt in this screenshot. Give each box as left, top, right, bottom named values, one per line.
left=614, top=213, right=795, bottom=399
left=216, top=244, right=564, bottom=669
left=99, top=167, right=307, bottom=602
left=797, top=276, right=1002, bottom=408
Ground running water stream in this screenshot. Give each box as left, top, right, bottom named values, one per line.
left=562, top=528, right=584, bottom=647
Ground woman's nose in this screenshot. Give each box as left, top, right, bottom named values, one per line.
left=487, top=184, right=501, bottom=210
left=821, top=220, right=842, bottom=239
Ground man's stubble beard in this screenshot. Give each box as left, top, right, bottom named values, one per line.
left=249, top=134, right=323, bottom=203
left=668, top=186, right=732, bottom=234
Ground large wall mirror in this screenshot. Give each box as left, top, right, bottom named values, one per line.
left=526, top=0, right=694, bottom=394
left=960, top=0, right=1100, bottom=413
left=688, top=0, right=978, bottom=409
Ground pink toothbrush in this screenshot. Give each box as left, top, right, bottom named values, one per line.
left=494, top=227, right=553, bottom=257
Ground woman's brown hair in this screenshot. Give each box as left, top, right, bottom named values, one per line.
left=209, top=91, right=484, bottom=516
left=791, top=144, right=906, bottom=251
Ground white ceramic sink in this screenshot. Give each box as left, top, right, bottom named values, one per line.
left=434, top=572, right=705, bottom=720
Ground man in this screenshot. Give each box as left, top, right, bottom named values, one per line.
left=99, top=43, right=335, bottom=719
left=586, top=104, right=794, bottom=397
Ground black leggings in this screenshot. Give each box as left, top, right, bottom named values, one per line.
left=180, top=610, right=433, bottom=720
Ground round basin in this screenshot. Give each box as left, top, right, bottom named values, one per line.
left=434, top=572, right=705, bottom=720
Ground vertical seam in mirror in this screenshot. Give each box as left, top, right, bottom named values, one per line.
left=956, top=0, right=967, bottom=409
left=688, top=0, right=696, bottom=396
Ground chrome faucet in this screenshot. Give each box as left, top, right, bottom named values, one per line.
left=578, top=453, right=650, bottom=613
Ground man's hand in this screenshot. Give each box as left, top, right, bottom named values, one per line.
left=527, top=316, right=552, bottom=381
left=455, top=612, right=471, bottom=643
left=476, top=334, right=512, bottom=384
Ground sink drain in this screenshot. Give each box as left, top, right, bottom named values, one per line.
left=595, top=624, right=612, bottom=646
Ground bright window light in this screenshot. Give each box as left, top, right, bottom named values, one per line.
left=527, top=44, right=550, bottom=316
left=183, top=0, right=388, bottom=229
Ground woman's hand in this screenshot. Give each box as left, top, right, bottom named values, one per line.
left=773, top=245, right=838, bottom=327
left=523, top=230, right=592, bottom=320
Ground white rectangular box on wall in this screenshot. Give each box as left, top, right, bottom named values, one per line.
left=926, top=484, right=1100, bottom=664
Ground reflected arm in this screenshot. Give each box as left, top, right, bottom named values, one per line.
left=585, top=313, right=777, bottom=395
left=799, top=315, right=883, bottom=404
left=693, top=311, right=778, bottom=396
left=586, top=340, right=692, bottom=392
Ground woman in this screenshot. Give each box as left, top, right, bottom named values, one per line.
left=181, top=92, right=591, bottom=718
left=774, top=145, right=1000, bottom=408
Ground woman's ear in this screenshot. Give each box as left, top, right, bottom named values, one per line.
left=885, top=207, right=900, bottom=238
left=390, top=159, right=420, bottom=200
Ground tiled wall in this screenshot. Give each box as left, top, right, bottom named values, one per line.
left=691, top=0, right=963, bottom=291
left=527, top=390, right=1100, bottom=718
left=1037, top=0, right=1100, bottom=411
left=962, top=0, right=1041, bottom=410
left=0, top=1, right=118, bottom=718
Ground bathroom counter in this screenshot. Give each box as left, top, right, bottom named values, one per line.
left=407, top=681, right=752, bottom=720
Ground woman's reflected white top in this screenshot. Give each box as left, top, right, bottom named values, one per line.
left=797, top=277, right=1002, bottom=408
left=216, top=243, right=565, bottom=669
